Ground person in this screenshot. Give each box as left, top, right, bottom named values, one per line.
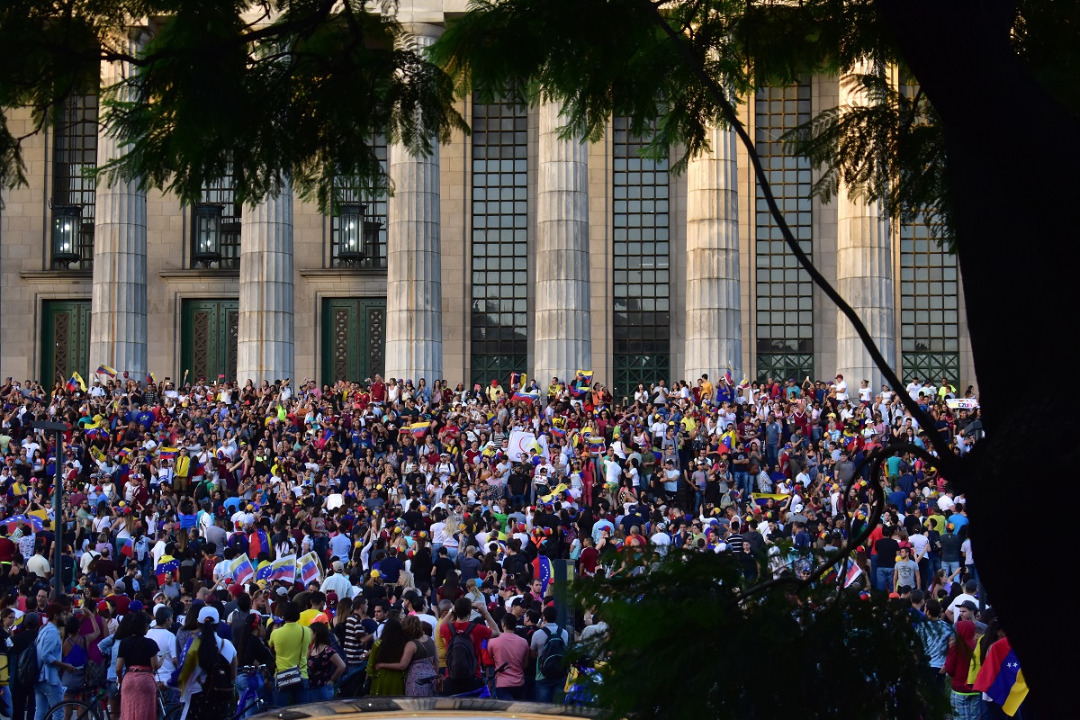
left=268, top=602, right=311, bottom=706
left=35, top=603, right=76, bottom=720
left=305, top=622, right=345, bottom=702
left=59, top=616, right=87, bottom=709
left=178, top=606, right=237, bottom=720
left=943, top=619, right=980, bottom=719
left=488, top=614, right=530, bottom=700
left=529, top=605, right=568, bottom=704
left=366, top=617, right=407, bottom=697
left=438, top=597, right=500, bottom=695
left=114, top=612, right=161, bottom=720
left=373, top=615, right=437, bottom=697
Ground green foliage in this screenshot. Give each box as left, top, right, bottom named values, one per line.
left=571, top=550, right=948, bottom=720
left=0, top=0, right=466, bottom=210
left=784, top=72, right=954, bottom=247
left=98, top=0, right=466, bottom=209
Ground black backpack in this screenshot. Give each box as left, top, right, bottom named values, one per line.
left=538, top=626, right=567, bottom=679
left=200, top=639, right=236, bottom=701
left=15, top=643, right=40, bottom=693
left=445, top=621, right=479, bottom=682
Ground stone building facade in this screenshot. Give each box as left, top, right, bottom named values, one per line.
left=0, top=2, right=974, bottom=398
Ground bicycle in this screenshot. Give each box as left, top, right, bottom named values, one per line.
left=161, top=664, right=278, bottom=720
left=448, top=663, right=507, bottom=699
left=42, top=683, right=176, bottom=720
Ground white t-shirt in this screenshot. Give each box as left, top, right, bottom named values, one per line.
left=833, top=380, right=849, bottom=401
left=180, top=636, right=236, bottom=719
left=146, top=626, right=178, bottom=683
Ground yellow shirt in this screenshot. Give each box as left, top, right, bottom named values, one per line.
left=269, top=622, right=312, bottom=677
left=298, top=608, right=322, bottom=627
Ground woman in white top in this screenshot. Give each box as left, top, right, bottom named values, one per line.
left=179, top=606, right=237, bottom=720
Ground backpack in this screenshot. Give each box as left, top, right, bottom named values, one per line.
left=445, top=621, right=479, bottom=682
left=15, top=643, right=40, bottom=692
left=538, top=626, right=567, bottom=679
left=200, top=638, right=236, bottom=701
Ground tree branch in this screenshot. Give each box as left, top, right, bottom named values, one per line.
left=638, top=0, right=961, bottom=480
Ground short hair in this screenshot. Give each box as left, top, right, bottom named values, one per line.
left=542, top=605, right=557, bottom=623
left=453, top=596, right=473, bottom=620
left=502, top=614, right=518, bottom=631
left=282, top=601, right=301, bottom=623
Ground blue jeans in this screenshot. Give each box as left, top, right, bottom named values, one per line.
left=533, top=677, right=563, bottom=704
left=942, top=560, right=961, bottom=578
left=875, top=566, right=894, bottom=592
left=495, top=686, right=524, bottom=700
left=272, top=678, right=310, bottom=707
left=308, top=684, right=334, bottom=702
left=734, top=472, right=752, bottom=500
left=34, top=682, right=62, bottom=720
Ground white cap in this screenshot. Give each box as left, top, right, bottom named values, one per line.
left=197, top=606, right=220, bottom=624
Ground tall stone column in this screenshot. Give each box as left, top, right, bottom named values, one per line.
left=836, top=62, right=895, bottom=391
left=534, top=99, right=591, bottom=383
left=237, top=185, right=294, bottom=383
left=684, top=123, right=741, bottom=382
left=90, top=30, right=148, bottom=379
left=385, top=24, right=442, bottom=383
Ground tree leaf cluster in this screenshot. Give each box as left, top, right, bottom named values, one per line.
left=571, top=549, right=948, bottom=720
left=1, top=0, right=467, bottom=210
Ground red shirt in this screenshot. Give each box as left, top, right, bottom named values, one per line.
left=438, top=619, right=493, bottom=677
left=579, top=547, right=599, bottom=576
left=0, top=537, right=16, bottom=563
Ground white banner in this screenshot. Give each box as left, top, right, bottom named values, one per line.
left=507, top=430, right=549, bottom=462
left=946, top=398, right=979, bottom=410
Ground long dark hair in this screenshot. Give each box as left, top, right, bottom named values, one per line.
left=377, top=618, right=407, bottom=664
left=197, top=617, right=221, bottom=672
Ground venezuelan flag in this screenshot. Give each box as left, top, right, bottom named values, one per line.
left=158, top=447, right=178, bottom=460
left=96, top=364, right=117, bottom=379
left=512, top=390, right=540, bottom=404
left=409, top=421, right=431, bottom=439
left=586, top=435, right=606, bottom=455
left=753, top=493, right=791, bottom=507
left=118, top=537, right=134, bottom=558
left=975, top=639, right=1028, bottom=717
left=155, top=555, right=179, bottom=584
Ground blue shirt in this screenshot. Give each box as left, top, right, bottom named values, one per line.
left=35, top=621, right=62, bottom=684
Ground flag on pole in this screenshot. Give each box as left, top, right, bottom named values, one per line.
left=843, top=561, right=864, bottom=588
left=512, top=390, right=540, bottom=404
left=271, top=554, right=296, bottom=582
left=297, top=552, right=322, bottom=586
left=96, top=364, right=117, bottom=379
left=229, top=554, right=255, bottom=585
left=146, top=372, right=156, bottom=385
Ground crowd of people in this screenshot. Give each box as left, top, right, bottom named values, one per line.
left=0, top=368, right=1024, bottom=718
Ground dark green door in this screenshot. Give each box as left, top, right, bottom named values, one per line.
left=41, top=300, right=91, bottom=386
left=181, top=299, right=239, bottom=383
left=321, top=298, right=386, bottom=385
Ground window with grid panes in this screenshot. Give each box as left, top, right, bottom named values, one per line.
left=900, top=217, right=960, bottom=384
left=52, top=94, right=98, bottom=269
left=612, top=117, right=670, bottom=399
left=194, top=168, right=242, bottom=270
left=329, top=139, right=388, bottom=268
left=754, top=83, right=814, bottom=380
left=470, top=96, right=528, bottom=386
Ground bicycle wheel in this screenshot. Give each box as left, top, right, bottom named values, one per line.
left=42, top=700, right=98, bottom=720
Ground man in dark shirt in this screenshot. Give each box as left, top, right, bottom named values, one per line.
left=432, top=547, right=456, bottom=588
left=378, top=547, right=405, bottom=584
left=874, top=526, right=900, bottom=592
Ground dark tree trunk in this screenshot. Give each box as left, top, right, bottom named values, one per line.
left=878, top=0, right=1078, bottom=715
